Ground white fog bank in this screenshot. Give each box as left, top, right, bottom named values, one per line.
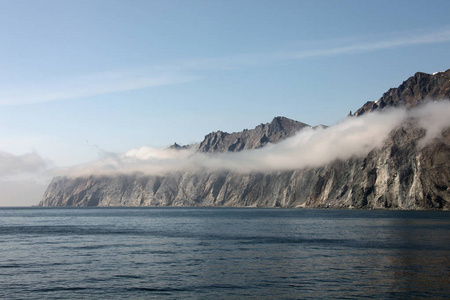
left=63, top=100, right=450, bottom=176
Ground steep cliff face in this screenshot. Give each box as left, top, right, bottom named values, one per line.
left=39, top=70, right=450, bottom=209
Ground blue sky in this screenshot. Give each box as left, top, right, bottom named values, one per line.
left=0, top=0, right=449, bottom=205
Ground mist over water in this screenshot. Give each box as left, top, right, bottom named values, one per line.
left=67, top=100, right=450, bottom=176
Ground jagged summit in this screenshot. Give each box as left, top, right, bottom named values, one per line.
left=354, top=69, right=450, bottom=116
left=197, top=116, right=309, bottom=153
left=267, top=116, right=306, bottom=135
left=168, top=142, right=190, bottom=150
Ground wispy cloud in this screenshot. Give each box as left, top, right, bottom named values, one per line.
left=0, top=70, right=198, bottom=106
left=1, top=27, right=449, bottom=106
left=172, top=27, right=450, bottom=70
left=277, top=27, right=450, bottom=60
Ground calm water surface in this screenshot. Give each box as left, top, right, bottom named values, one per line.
left=0, top=207, right=449, bottom=299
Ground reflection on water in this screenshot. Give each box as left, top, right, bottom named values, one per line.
left=0, top=208, right=448, bottom=299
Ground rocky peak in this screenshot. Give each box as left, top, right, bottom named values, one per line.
left=197, top=117, right=309, bottom=153
left=168, top=142, right=190, bottom=150
left=266, top=116, right=309, bottom=139
left=354, top=69, right=450, bottom=116
left=197, top=131, right=230, bottom=152
left=268, top=116, right=289, bottom=132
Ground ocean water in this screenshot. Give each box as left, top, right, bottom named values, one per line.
left=0, top=208, right=449, bottom=299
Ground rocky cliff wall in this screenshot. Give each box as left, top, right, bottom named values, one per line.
left=39, top=70, right=450, bottom=209
left=40, top=122, right=450, bottom=209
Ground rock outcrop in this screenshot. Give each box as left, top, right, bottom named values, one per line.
left=197, top=116, right=308, bottom=152
left=353, top=69, right=450, bottom=116
left=39, top=70, right=450, bottom=209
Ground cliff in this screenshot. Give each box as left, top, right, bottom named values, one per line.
left=39, top=70, right=450, bottom=209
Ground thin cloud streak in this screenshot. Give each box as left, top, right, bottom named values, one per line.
left=0, top=71, right=198, bottom=106
left=0, top=27, right=449, bottom=106
left=172, top=27, right=450, bottom=70
left=278, top=27, right=450, bottom=60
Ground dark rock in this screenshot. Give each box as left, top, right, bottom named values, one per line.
left=354, top=69, right=450, bottom=116
left=197, top=117, right=309, bottom=153
left=168, top=142, right=191, bottom=150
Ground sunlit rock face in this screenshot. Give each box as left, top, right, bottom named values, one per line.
left=197, top=117, right=309, bottom=153
left=40, top=70, right=450, bottom=210
left=353, top=69, right=450, bottom=116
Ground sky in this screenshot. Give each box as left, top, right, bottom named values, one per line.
left=0, top=0, right=450, bottom=205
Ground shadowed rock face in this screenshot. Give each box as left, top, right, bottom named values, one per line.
left=40, top=70, right=450, bottom=209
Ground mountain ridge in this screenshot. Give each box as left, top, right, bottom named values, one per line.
left=197, top=116, right=309, bottom=153
left=39, top=69, right=450, bottom=209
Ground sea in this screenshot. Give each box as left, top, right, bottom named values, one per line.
left=0, top=207, right=449, bottom=299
